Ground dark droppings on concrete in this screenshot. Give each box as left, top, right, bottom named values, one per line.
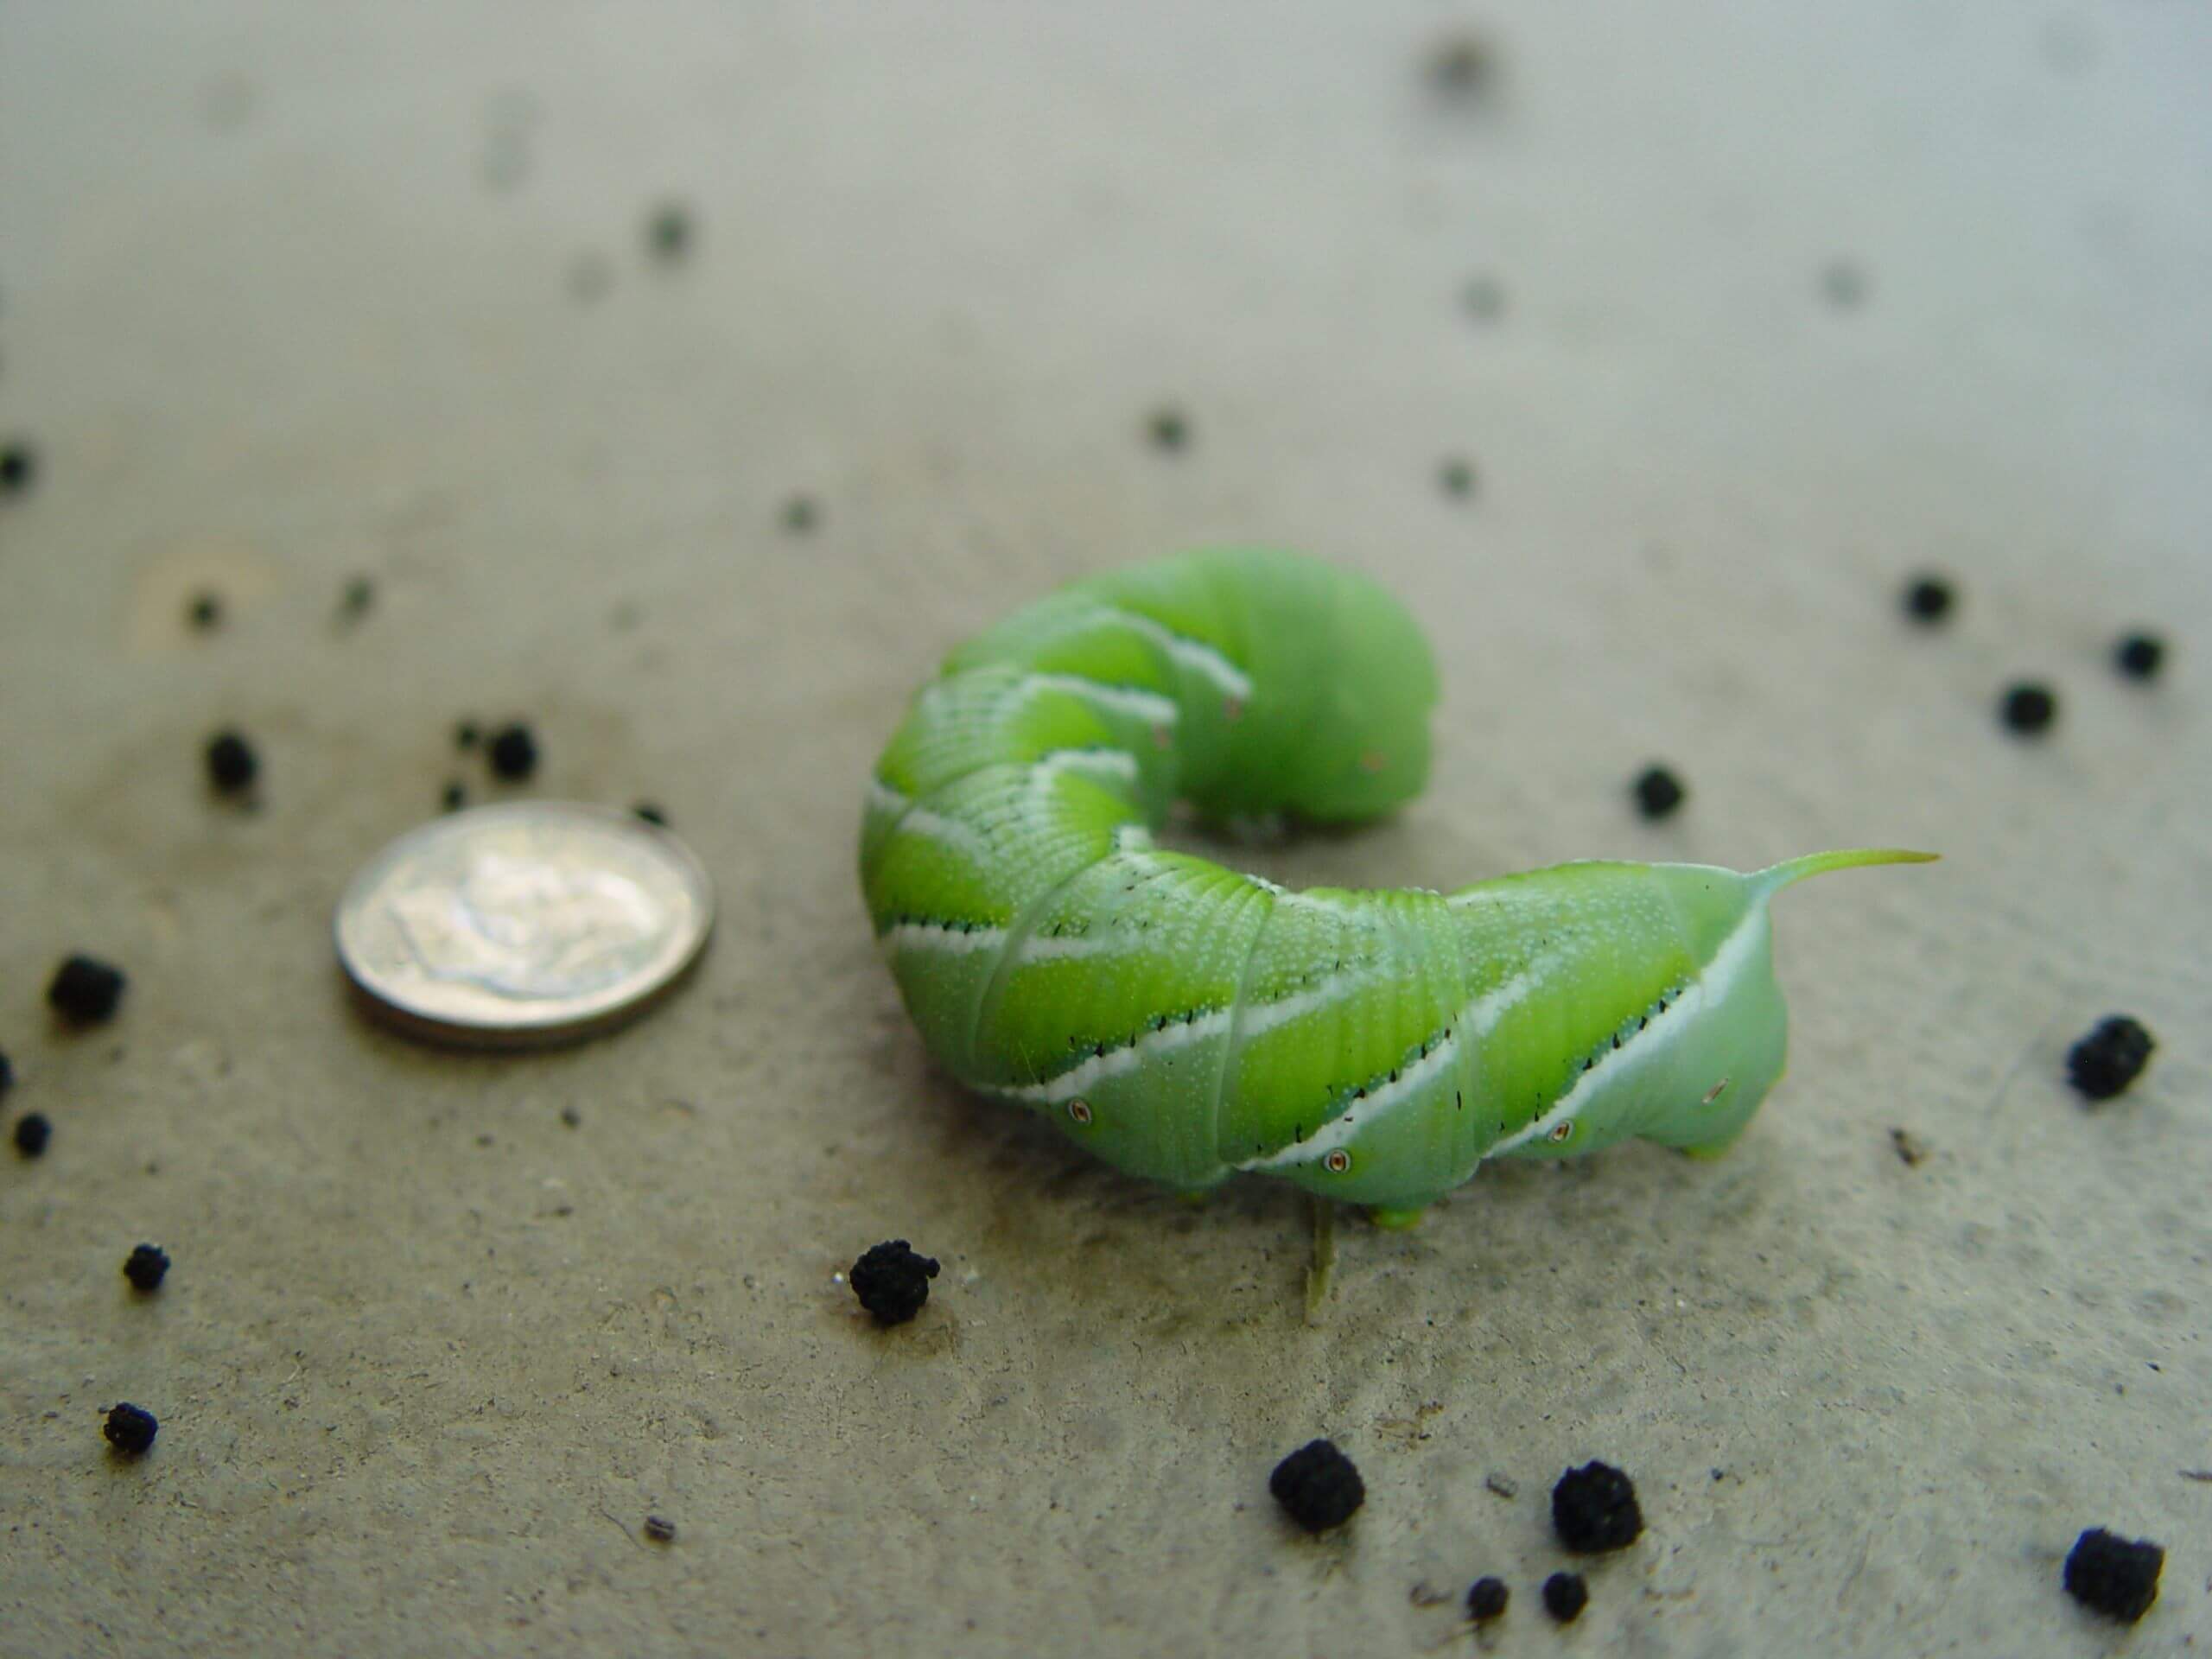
left=205, top=730, right=259, bottom=794
left=13, top=1111, right=50, bottom=1158
left=2112, top=632, right=2164, bottom=682
left=2066, top=1016, right=2153, bottom=1103
left=1890, top=1127, right=1929, bottom=1166
left=123, top=1243, right=170, bottom=1292
left=1541, top=1571, right=1588, bottom=1623
left=0, top=440, right=36, bottom=494
left=1465, top=1577, right=1509, bottom=1622
left=1145, top=407, right=1189, bottom=453
left=0, top=1051, right=12, bottom=1099
left=643, top=1515, right=677, bottom=1543
left=1632, top=766, right=1685, bottom=821
left=1424, top=30, right=1499, bottom=100
left=1484, top=1471, right=1518, bottom=1499
left=633, top=803, right=668, bottom=827
left=103, top=1403, right=159, bottom=1457
left=1999, top=682, right=2056, bottom=736
left=1268, top=1439, right=1364, bottom=1534
left=1438, top=457, right=1475, bottom=499
left=488, top=723, right=539, bottom=781
left=48, top=955, right=126, bottom=1026
left=781, top=495, right=820, bottom=534
left=1552, top=1460, right=1643, bottom=1552
left=442, top=780, right=467, bottom=812
left=2062, top=1528, right=2162, bottom=1623
left=338, top=575, right=376, bottom=621
left=1903, top=575, right=1955, bottom=625
left=187, top=592, right=223, bottom=631
left=1820, top=258, right=1869, bottom=309
left=454, top=720, right=480, bottom=751
left=646, top=203, right=694, bottom=262
left=1462, top=273, right=1507, bottom=321
left=478, top=94, right=536, bottom=195
left=849, top=1239, right=939, bottom=1325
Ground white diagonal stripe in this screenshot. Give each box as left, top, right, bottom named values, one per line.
left=1094, top=608, right=1254, bottom=701
left=1014, top=931, right=1118, bottom=962
left=1005, top=1007, right=1236, bottom=1105
left=880, top=921, right=1007, bottom=957
left=1233, top=950, right=1566, bottom=1173
left=1021, top=673, right=1181, bottom=728
left=1032, top=747, right=1140, bottom=786
left=893, top=807, right=986, bottom=853
left=1239, top=976, right=1367, bottom=1038
left=1488, top=906, right=1764, bottom=1156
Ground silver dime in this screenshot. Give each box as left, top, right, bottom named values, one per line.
left=334, top=802, right=714, bottom=1048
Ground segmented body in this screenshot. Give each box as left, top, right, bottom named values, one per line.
left=860, top=548, right=1929, bottom=1218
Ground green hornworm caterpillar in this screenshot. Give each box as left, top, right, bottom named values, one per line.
left=860, top=548, right=1934, bottom=1226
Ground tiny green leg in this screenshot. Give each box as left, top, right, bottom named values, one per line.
left=1304, top=1197, right=1338, bottom=1325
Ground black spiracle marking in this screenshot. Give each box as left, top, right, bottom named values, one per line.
left=883, top=912, right=1001, bottom=938
left=1047, top=1004, right=1224, bottom=1069
left=1563, top=982, right=1688, bottom=1096
left=1310, top=1015, right=1460, bottom=1117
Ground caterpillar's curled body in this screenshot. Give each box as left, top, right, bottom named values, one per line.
left=860, top=549, right=1932, bottom=1224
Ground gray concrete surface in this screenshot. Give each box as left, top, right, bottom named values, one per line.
left=3, top=4, right=2208, bottom=1654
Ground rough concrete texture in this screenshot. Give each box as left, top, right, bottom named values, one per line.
left=3, top=4, right=2208, bottom=1655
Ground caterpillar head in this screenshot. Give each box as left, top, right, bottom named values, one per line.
left=1283, top=652, right=1436, bottom=822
